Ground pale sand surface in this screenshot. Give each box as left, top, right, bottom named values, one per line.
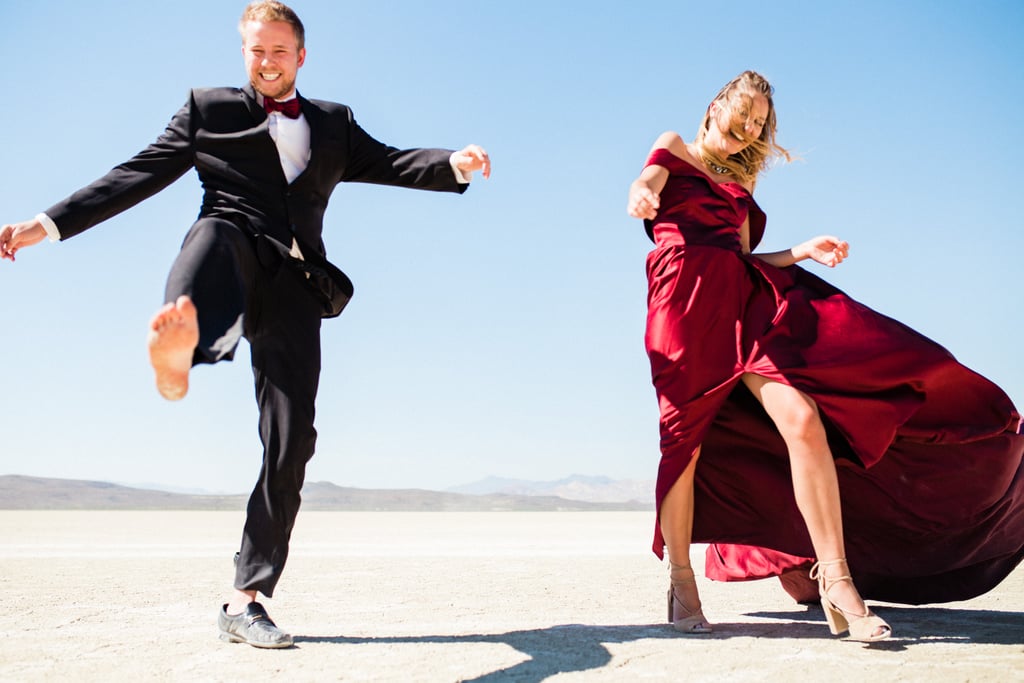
left=0, top=511, right=1021, bottom=682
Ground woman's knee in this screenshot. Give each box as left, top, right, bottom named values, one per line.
left=756, top=384, right=823, bottom=443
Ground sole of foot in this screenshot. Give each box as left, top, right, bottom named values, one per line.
left=147, top=295, right=199, bottom=401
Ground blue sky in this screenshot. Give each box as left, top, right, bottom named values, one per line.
left=1, top=1, right=1021, bottom=494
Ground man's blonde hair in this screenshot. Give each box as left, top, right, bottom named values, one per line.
left=239, top=1, right=305, bottom=50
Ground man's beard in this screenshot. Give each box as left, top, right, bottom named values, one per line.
left=254, top=77, right=296, bottom=101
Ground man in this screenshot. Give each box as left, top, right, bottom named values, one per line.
left=0, top=1, right=490, bottom=649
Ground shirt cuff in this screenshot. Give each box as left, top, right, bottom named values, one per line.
left=449, top=154, right=471, bottom=184
left=36, top=213, right=61, bottom=242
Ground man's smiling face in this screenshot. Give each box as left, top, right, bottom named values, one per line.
left=241, top=20, right=305, bottom=101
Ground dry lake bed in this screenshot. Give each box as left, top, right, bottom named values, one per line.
left=0, top=510, right=1021, bottom=681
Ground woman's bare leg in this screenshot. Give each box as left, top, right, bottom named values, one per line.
left=741, top=373, right=884, bottom=636
left=660, top=449, right=711, bottom=631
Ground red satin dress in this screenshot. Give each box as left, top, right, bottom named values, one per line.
left=643, top=147, right=1024, bottom=603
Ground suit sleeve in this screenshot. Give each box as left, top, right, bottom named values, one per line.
left=339, top=109, right=466, bottom=194
left=45, top=93, right=197, bottom=240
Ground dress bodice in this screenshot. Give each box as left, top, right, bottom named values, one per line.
left=643, top=147, right=766, bottom=251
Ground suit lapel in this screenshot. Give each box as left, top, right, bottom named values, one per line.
left=292, top=93, right=320, bottom=186
left=240, top=83, right=292, bottom=187
left=241, top=84, right=267, bottom=122
left=242, top=84, right=317, bottom=187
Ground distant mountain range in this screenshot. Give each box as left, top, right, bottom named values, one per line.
left=0, top=475, right=653, bottom=512
left=448, top=474, right=654, bottom=505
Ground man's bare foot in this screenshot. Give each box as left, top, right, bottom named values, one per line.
left=147, top=295, right=199, bottom=401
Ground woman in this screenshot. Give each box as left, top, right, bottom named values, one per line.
left=627, top=71, right=1023, bottom=641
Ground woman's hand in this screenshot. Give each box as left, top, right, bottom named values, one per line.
left=796, top=235, right=849, bottom=268
left=628, top=180, right=660, bottom=220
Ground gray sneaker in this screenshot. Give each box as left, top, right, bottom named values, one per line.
left=218, top=602, right=294, bottom=648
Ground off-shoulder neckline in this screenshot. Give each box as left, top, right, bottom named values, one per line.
left=653, top=147, right=753, bottom=196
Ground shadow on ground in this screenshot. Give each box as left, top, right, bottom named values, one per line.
left=748, top=605, right=1024, bottom=648
left=294, top=607, right=1024, bottom=681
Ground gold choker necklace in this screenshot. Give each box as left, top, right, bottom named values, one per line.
left=695, top=144, right=730, bottom=176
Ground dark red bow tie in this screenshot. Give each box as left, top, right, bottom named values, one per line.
left=263, top=97, right=301, bottom=119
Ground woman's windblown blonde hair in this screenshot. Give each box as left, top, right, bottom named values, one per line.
left=695, top=70, right=790, bottom=184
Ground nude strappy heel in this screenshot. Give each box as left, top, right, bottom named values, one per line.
left=667, top=563, right=713, bottom=634
left=809, top=559, right=891, bottom=642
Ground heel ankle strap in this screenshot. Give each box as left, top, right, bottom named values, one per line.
left=810, top=559, right=852, bottom=591
left=809, top=559, right=848, bottom=577
left=669, top=562, right=696, bottom=586
left=814, top=558, right=848, bottom=566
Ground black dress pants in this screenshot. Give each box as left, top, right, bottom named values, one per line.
left=165, top=217, right=322, bottom=597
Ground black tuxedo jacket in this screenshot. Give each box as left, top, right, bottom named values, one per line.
left=46, top=85, right=466, bottom=311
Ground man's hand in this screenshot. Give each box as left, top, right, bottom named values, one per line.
left=0, top=220, right=48, bottom=262
left=452, top=144, right=491, bottom=180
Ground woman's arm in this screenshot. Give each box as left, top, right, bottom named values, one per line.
left=742, top=181, right=847, bottom=267
left=753, top=235, right=850, bottom=268
left=627, top=132, right=685, bottom=219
